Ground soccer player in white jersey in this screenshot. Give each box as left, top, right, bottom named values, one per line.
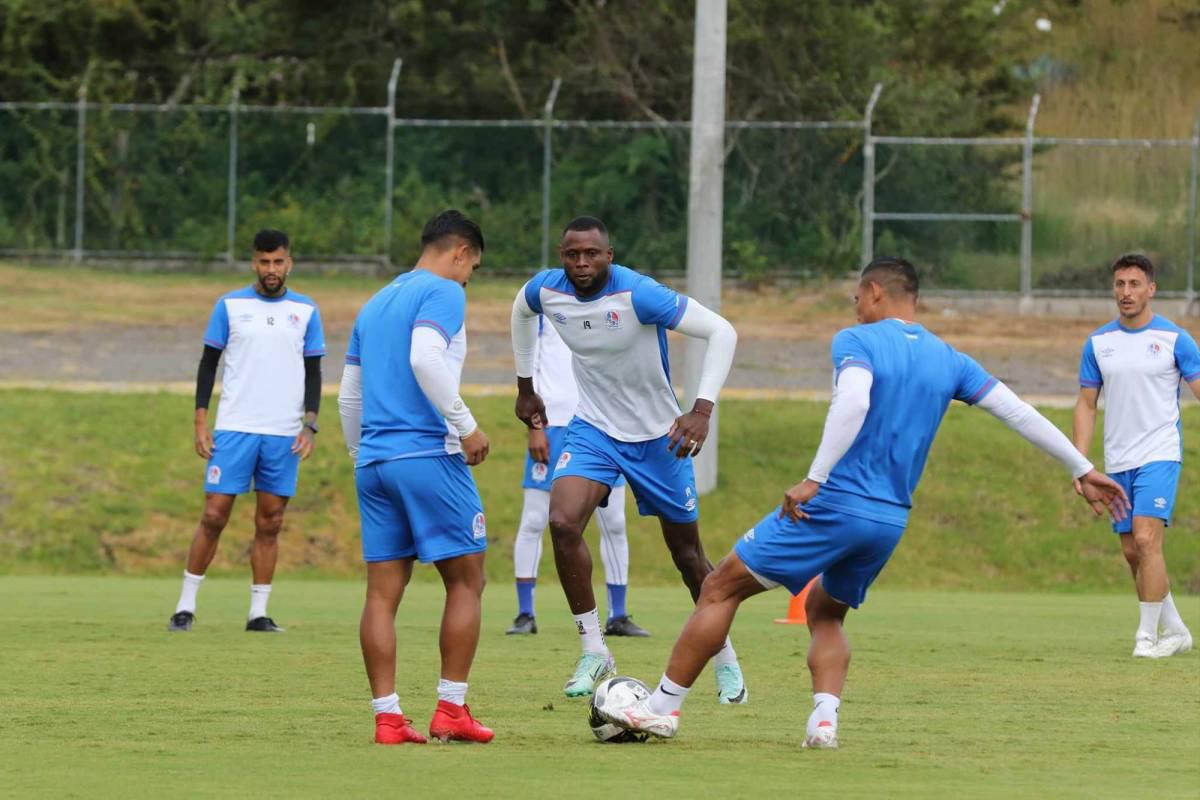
left=508, top=315, right=648, bottom=637
left=609, top=257, right=1129, bottom=747
left=1073, top=253, right=1200, bottom=659
left=168, top=229, right=325, bottom=633
left=338, top=210, right=494, bottom=745
left=511, top=216, right=746, bottom=702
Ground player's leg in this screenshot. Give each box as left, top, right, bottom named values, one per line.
left=356, top=462, right=426, bottom=744
left=803, top=582, right=851, bottom=748
left=1118, top=533, right=1139, bottom=580
left=428, top=551, right=493, bottom=742
left=597, top=484, right=648, bottom=636
left=170, top=492, right=237, bottom=630
left=509, top=488, right=549, bottom=634
left=244, top=434, right=300, bottom=632
left=1126, top=462, right=1190, bottom=657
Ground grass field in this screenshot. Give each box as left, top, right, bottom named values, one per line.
left=2, top=391, right=1197, bottom=591
left=1, top=577, right=1196, bottom=799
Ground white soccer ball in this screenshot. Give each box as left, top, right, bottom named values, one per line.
left=1035, top=17, right=1052, bottom=32
left=588, top=676, right=650, bottom=743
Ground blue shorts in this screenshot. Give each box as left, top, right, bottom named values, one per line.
left=204, top=431, right=299, bottom=497
left=356, top=455, right=487, bottom=563
left=553, top=418, right=696, bottom=523
left=1109, top=460, right=1180, bottom=534
left=523, top=425, right=625, bottom=491
left=734, top=503, right=905, bottom=608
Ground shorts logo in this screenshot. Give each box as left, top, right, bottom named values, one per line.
left=206, top=465, right=222, bottom=484
left=552, top=312, right=568, bottom=324
left=684, top=485, right=696, bottom=511
left=605, top=310, right=620, bottom=329
left=472, top=512, right=487, bottom=540
left=1154, top=497, right=1167, bottom=509
left=557, top=451, right=572, bottom=470
left=531, top=462, right=549, bottom=483
left=742, top=528, right=755, bottom=542
left=1146, top=342, right=1162, bottom=357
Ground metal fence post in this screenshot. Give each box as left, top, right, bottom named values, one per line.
left=225, top=81, right=240, bottom=264
left=1019, top=94, right=1040, bottom=313
left=860, top=83, right=883, bottom=268
left=540, top=77, right=563, bottom=269
left=1187, top=109, right=1198, bottom=314
left=73, top=80, right=88, bottom=263
left=383, top=58, right=403, bottom=270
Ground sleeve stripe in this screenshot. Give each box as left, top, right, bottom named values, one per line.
left=414, top=319, right=452, bottom=345
left=966, top=377, right=998, bottom=405
left=345, top=355, right=361, bottom=365
left=303, top=349, right=326, bottom=357
left=835, top=359, right=873, bottom=376
left=1184, top=371, right=1200, bottom=382
left=203, top=338, right=225, bottom=349
left=1079, top=379, right=1102, bottom=388
left=666, top=296, right=689, bottom=329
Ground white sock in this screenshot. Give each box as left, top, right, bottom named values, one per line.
left=713, top=637, right=738, bottom=668
left=648, top=674, right=690, bottom=716
left=1137, top=601, right=1163, bottom=643
left=249, top=584, right=272, bottom=620
left=437, top=678, right=468, bottom=706
left=175, top=571, right=205, bottom=614
left=573, top=608, right=609, bottom=655
left=371, top=693, right=401, bottom=715
left=1160, top=592, right=1189, bottom=636
left=807, top=692, right=840, bottom=736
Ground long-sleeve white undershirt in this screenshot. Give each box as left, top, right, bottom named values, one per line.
left=337, top=364, right=363, bottom=459
left=975, top=382, right=1093, bottom=479
left=672, top=300, right=738, bottom=403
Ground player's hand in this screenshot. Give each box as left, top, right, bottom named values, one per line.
left=528, top=428, right=550, bottom=463
left=1072, top=478, right=1084, bottom=497
left=515, top=390, right=547, bottom=430
left=194, top=425, right=214, bottom=459
left=780, top=479, right=820, bottom=522
left=291, top=428, right=315, bottom=461
left=461, top=428, right=490, bottom=466
left=1076, top=470, right=1131, bottom=522
left=666, top=400, right=713, bottom=459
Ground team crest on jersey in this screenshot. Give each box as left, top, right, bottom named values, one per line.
left=552, top=312, right=568, bottom=324
left=557, top=451, right=572, bottom=470
left=206, top=465, right=221, bottom=484
left=287, top=313, right=302, bottom=328
left=605, top=310, right=621, bottom=329
left=472, top=512, right=487, bottom=540
left=531, top=462, right=549, bottom=483
left=1146, top=342, right=1162, bottom=357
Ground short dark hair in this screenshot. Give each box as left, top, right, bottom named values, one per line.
left=420, top=209, right=485, bottom=253
left=1110, top=252, right=1154, bottom=280
left=861, top=256, right=919, bottom=298
left=253, top=229, right=289, bottom=253
left=563, top=215, right=608, bottom=238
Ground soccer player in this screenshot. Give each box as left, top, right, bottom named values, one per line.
left=612, top=256, right=1129, bottom=747
left=511, top=216, right=746, bottom=701
left=168, top=228, right=324, bottom=634
left=1073, top=253, right=1200, bottom=659
left=338, top=210, right=494, bottom=745
left=508, top=314, right=648, bottom=637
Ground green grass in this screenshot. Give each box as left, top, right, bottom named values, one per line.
left=1, top=577, right=1197, bottom=798
left=1, top=391, right=1197, bottom=591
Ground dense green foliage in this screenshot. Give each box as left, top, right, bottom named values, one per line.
left=0, top=0, right=1081, bottom=272
left=3, top=577, right=1197, bottom=798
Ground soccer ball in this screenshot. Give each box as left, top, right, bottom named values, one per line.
left=588, top=676, right=651, bottom=743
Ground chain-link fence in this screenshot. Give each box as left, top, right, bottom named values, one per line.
left=1, top=69, right=1196, bottom=304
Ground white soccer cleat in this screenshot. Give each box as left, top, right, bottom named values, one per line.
left=1132, top=637, right=1158, bottom=658
left=1150, top=630, right=1193, bottom=659
left=802, top=721, right=839, bottom=750
left=618, top=699, right=680, bottom=739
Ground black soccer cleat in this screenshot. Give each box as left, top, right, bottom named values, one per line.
left=246, top=616, right=285, bottom=633
left=604, top=615, right=651, bottom=637
left=505, top=613, right=537, bottom=635
left=167, top=611, right=195, bottom=632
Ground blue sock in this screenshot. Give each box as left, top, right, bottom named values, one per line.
left=517, top=581, right=535, bottom=617
left=607, top=583, right=627, bottom=620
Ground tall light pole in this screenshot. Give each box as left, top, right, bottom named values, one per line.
left=683, top=0, right=727, bottom=494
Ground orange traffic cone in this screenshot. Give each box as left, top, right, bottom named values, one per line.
left=773, top=578, right=815, bottom=624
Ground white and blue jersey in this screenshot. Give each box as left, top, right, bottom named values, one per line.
left=523, top=265, right=688, bottom=442
left=203, top=286, right=325, bottom=436
left=346, top=269, right=469, bottom=467
left=1079, top=315, right=1200, bottom=473
left=735, top=320, right=997, bottom=607
left=814, top=320, right=997, bottom=527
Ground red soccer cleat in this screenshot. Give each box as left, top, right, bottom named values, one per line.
left=374, top=712, right=428, bottom=745
left=428, top=700, right=494, bottom=743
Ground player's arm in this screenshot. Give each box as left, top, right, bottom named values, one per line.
left=664, top=300, right=738, bottom=457
left=337, top=362, right=362, bottom=461
left=411, top=326, right=488, bottom=465
left=511, top=284, right=547, bottom=429
left=975, top=382, right=1129, bottom=520
left=193, top=345, right=222, bottom=459
left=292, top=355, right=322, bottom=460
left=781, top=365, right=873, bottom=521
left=1072, top=335, right=1104, bottom=495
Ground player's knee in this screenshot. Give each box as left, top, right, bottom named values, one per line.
left=1131, top=527, right=1162, bottom=555
left=255, top=510, right=285, bottom=537
left=548, top=512, right=585, bottom=543
left=199, top=508, right=229, bottom=534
